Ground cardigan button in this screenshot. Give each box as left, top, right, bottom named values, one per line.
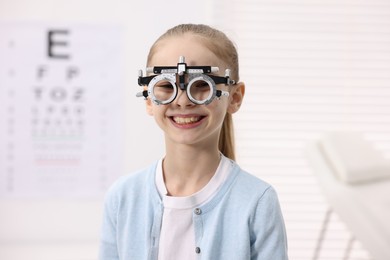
left=194, top=208, right=202, bottom=215
left=195, top=247, right=201, bottom=254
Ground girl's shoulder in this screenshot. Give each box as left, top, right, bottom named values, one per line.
left=232, top=162, right=271, bottom=189
left=229, top=161, right=278, bottom=201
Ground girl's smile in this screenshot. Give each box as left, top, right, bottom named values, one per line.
left=169, top=114, right=207, bottom=129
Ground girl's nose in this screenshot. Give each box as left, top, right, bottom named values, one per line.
left=173, top=88, right=193, bottom=107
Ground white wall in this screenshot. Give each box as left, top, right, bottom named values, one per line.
left=0, top=1, right=212, bottom=259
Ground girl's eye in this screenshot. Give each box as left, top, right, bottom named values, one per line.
left=193, top=81, right=209, bottom=88
left=159, top=84, right=173, bottom=89
left=156, top=81, right=174, bottom=89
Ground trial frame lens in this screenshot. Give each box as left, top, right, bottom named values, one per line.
left=148, top=74, right=177, bottom=105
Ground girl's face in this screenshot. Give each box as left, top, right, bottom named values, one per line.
left=146, top=34, right=244, bottom=149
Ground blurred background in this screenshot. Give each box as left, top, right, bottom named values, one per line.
left=1, top=0, right=389, bottom=259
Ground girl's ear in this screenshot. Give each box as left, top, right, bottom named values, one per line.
left=227, top=82, right=245, bottom=114
left=145, top=97, right=154, bottom=116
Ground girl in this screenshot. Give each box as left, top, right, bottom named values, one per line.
left=99, top=24, right=288, bottom=260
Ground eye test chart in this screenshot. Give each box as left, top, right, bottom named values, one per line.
left=0, top=23, right=124, bottom=198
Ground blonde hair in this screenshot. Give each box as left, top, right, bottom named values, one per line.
left=147, top=24, right=239, bottom=161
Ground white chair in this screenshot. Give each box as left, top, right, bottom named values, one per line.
left=306, top=132, right=390, bottom=260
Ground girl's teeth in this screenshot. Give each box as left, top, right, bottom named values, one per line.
left=173, top=116, right=201, bottom=124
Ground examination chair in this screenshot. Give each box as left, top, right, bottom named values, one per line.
left=306, top=132, right=390, bottom=260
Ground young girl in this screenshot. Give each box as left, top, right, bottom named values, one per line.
left=99, top=24, right=288, bottom=260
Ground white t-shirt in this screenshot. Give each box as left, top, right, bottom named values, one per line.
left=155, top=155, right=232, bottom=260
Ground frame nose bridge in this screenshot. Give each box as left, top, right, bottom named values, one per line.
left=178, top=74, right=186, bottom=90
left=175, top=73, right=188, bottom=91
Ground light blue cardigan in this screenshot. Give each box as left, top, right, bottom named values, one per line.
left=99, top=158, right=288, bottom=260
